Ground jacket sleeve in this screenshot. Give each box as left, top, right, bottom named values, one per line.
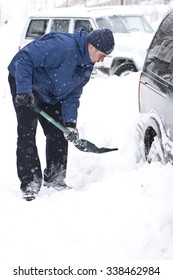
left=15, top=50, right=35, bottom=94
left=61, top=88, right=82, bottom=125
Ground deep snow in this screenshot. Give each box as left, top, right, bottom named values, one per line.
left=0, top=9, right=173, bottom=280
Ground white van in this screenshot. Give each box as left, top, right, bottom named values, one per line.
left=19, top=6, right=154, bottom=77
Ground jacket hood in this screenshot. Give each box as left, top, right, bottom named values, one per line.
left=74, top=28, right=91, bottom=65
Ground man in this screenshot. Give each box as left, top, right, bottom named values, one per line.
left=8, top=28, right=115, bottom=201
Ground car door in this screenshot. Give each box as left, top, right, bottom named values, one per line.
left=156, top=12, right=173, bottom=141
left=139, top=39, right=167, bottom=124
left=140, top=11, right=173, bottom=140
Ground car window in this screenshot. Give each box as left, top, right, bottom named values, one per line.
left=144, top=12, right=173, bottom=84
left=74, top=20, right=93, bottom=33
left=96, top=15, right=153, bottom=33
left=96, top=16, right=127, bottom=33
left=120, top=16, right=153, bottom=33
left=51, top=19, right=70, bottom=33
left=26, top=19, right=48, bottom=38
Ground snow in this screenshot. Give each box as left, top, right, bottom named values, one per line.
left=0, top=9, right=173, bottom=280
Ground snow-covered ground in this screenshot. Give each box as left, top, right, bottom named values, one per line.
left=0, top=12, right=173, bottom=280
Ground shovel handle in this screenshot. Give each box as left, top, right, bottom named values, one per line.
left=32, top=103, right=70, bottom=135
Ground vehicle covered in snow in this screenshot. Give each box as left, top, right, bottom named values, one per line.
left=137, top=9, right=173, bottom=164
left=19, top=5, right=154, bottom=77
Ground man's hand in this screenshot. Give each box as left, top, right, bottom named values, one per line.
left=15, top=93, right=35, bottom=107
left=64, top=127, right=79, bottom=143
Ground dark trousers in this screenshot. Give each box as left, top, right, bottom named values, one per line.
left=8, top=74, right=68, bottom=191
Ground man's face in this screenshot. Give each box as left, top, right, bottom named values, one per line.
left=88, top=44, right=108, bottom=64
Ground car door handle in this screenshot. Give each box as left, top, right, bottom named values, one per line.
left=144, top=82, right=166, bottom=97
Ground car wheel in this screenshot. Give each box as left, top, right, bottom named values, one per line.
left=136, top=115, right=167, bottom=164
left=144, top=126, right=167, bottom=164
left=114, top=62, right=137, bottom=77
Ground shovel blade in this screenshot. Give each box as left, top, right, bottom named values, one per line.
left=75, top=139, right=118, bottom=154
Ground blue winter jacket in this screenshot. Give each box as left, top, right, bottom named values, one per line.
left=8, top=29, right=94, bottom=125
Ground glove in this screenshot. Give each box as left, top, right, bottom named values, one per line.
left=15, top=93, right=35, bottom=107
left=64, top=127, right=79, bottom=143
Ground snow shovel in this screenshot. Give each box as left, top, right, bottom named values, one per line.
left=33, top=104, right=118, bottom=154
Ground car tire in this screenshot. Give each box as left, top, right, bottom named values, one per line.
left=136, top=116, right=167, bottom=164
left=146, top=133, right=166, bottom=164
left=114, top=62, right=137, bottom=77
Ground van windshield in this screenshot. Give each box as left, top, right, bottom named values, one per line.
left=96, top=15, right=154, bottom=33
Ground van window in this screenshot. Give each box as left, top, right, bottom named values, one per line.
left=26, top=19, right=48, bottom=38
left=51, top=19, right=70, bottom=33
left=145, top=12, right=173, bottom=84
left=121, top=16, right=153, bottom=32
left=96, top=16, right=126, bottom=33
left=74, top=20, right=93, bottom=33
left=96, top=15, right=153, bottom=33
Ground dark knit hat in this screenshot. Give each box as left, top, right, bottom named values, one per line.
left=88, top=28, right=115, bottom=55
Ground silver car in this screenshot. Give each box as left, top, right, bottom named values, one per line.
left=137, top=9, right=173, bottom=164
